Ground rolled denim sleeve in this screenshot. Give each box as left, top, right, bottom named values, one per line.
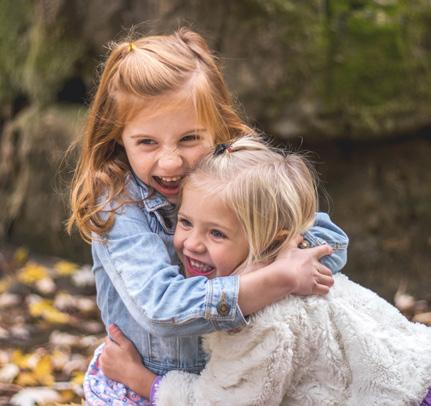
left=93, top=203, right=247, bottom=337
left=303, top=212, right=349, bottom=273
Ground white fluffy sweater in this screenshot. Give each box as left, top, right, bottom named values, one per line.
left=156, top=274, right=431, bottom=406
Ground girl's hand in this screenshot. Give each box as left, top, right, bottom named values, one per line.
left=276, top=235, right=334, bottom=296
left=99, top=324, right=156, bottom=398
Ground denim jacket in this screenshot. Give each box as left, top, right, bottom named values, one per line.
left=92, top=174, right=349, bottom=375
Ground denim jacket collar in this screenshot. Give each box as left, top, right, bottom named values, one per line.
left=128, top=171, right=177, bottom=235
left=130, top=171, right=174, bottom=212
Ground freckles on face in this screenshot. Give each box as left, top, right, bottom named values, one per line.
left=120, top=100, right=214, bottom=204
left=173, top=183, right=249, bottom=279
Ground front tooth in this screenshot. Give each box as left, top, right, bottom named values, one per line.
left=191, top=259, right=211, bottom=271
left=161, top=176, right=181, bottom=182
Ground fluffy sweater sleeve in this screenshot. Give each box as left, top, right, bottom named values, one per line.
left=155, top=317, right=299, bottom=406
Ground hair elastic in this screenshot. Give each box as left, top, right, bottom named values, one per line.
left=128, top=42, right=137, bottom=52
left=213, top=143, right=233, bottom=156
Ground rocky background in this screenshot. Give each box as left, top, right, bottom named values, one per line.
left=1, top=0, right=430, bottom=301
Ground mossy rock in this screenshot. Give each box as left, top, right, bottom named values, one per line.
left=0, top=105, right=89, bottom=260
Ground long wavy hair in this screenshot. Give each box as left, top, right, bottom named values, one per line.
left=67, top=28, right=252, bottom=242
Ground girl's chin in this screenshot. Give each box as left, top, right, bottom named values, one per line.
left=153, top=186, right=180, bottom=204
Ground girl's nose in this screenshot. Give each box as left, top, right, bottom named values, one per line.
left=158, top=150, right=183, bottom=171
left=184, top=233, right=205, bottom=254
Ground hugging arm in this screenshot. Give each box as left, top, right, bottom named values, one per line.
left=101, top=322, right=298, bottom=406
left=95, top=204, right=345, bottom=336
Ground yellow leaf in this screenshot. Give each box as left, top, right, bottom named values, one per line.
left=29, top=299, right=70, bottom=324
left=54, top=261, right=78, bottom=276
left=0, top=278, right=11, bottom=294
left=11, top=350, right=31, bottom=369
left=18, top=262, right=49, bottom=284
left=14, top=247, right=29, bottom=265
left=51, top=350, right=69, bottom=371
left=34, top=354, right=54, bottom=386
left=71, top=371, right=85, bottom=385
left=44, top=308, right=70, bottom=324
left=15, top=371, right=38, bottom=386
left=59, top=389, right=76, bottom=402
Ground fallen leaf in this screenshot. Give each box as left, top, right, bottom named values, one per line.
left=63, top=355, right=88, bottom=375
left=71, top=266, right=94, bottom=287
left=15, top=371, right=39, bottom=386
left=413, top=312, right=431, bottom=325
left=71, top=371, right=85, bottom=385
left=58, top=388, right=76, bottom=403
left=35, top=277, right=56, bottom=295
left=54, top=261, right=78, bottom=276
left=10, top=387, right=61, bottom=406
left=49, top=331, right=80, bottom=348
left=0, top=326, right=9, bottom=339
left=394, top=281, right=415, bottom=313
left=10, top=324, right=30, bottom=340
left=0, top=350, right=11, bottom=364
left=18, top=263, right=49, bottom=284
left=51, top=350, right=70, bottom=371
left=14, top=247, right=29, bottom=265
left=11, top=350, right=31, bottom=369
left=0, top=292, right=21, bottom=308
left=34, top=354, right=54, bottom=386
left=29, top=298, right=70, bottom=324
left=0, top=279, right=11, bottom=294
left=0, top=364, right=19, bottom=383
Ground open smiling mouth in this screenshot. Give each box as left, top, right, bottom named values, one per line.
left=185, top=256, right=215, bottom=277
left=153, top=176, right=183, bottom=189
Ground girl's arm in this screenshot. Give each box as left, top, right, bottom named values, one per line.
left=101, top=323, right=297, bottom=406
left=303, top=212, right=349, bottom=273
left=96, top=197, right=344, bottom=336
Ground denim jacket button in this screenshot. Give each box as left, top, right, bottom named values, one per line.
left=298, top=239, right=310, bottom=249
left=217, top=302, right=230, bottom=316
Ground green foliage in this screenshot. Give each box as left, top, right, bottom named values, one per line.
left=22, top=2, right=85, bottom=105
left=0, top=1, right=85, bottom=106
left=243, top=0, right=431, bottom=135
left=0, top=1, right=32, bottom=104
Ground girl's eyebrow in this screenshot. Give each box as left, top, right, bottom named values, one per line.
left=177, top=213, right=230, bottom=231
left=129, top=128, right=207, bottom=139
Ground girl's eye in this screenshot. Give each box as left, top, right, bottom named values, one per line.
left=210, top=229, right=227, bottom=239
left=137, top=138, right=156, bottom=145
left=181, top=134, right=200, bottom=142
left=178, top=218, right=192, bottom=228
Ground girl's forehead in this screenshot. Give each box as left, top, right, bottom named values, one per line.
left=181, top=177, right=227, bottom=207
left=124, top=92, right=195, bottom=120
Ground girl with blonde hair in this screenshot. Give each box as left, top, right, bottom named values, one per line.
left=68, top=28, right=348, bottom=404
left=101, top=136, right=431, bottom=406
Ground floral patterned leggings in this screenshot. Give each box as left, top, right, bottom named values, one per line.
left=83, top=344, right=150, bottom=406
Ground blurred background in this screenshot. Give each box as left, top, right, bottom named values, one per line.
left=0, top=0, right=430, bottom=403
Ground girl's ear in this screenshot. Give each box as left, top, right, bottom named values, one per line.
left=275, top=229, right=289, bottom=242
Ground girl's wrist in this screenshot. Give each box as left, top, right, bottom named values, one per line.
left=150, top=375, right=163, bottom=405
left=265, top=261, right=297, bottom=295
left=126, top=363, right=156, bottom=399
